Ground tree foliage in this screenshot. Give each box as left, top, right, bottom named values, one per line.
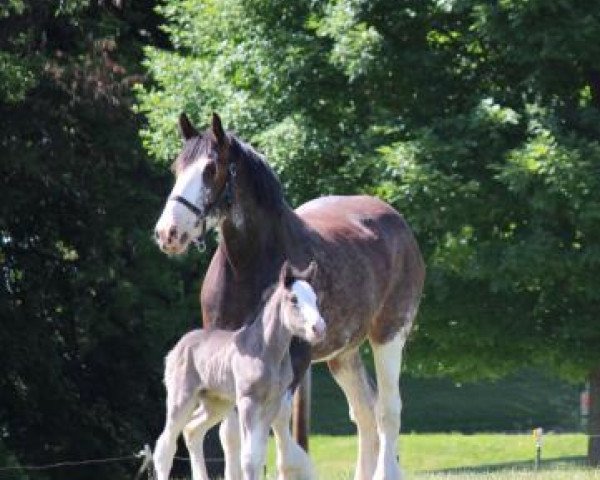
left=137, top=0, right=600, bottom=382
left=3, top=0, right=600, bottom=474
left=0, top=1, right=206, bottom=478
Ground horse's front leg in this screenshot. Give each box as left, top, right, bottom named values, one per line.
left=219, top=408, right=243, bottom=480
left=238, top=396, right=272, bottom=480
left=271, top=391, right=315, bottom=480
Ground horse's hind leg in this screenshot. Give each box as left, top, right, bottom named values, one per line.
left=183, top=401, right=230, bottom=480
left=328, top=350, right=378, bottom=480
left=154, top=397, right=196, bottom=480
left=271, top=390, right=315, bottom=480
left=370, top=326, right=410, bottom=480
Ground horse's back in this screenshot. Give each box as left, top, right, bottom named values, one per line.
left=297, top=195, right=411, bottom=240
left=296, top=195, right=419, bottom=265
left=297, top=194, right=398, bottom=220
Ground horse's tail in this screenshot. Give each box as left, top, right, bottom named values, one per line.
left=164, top=332, right=202, bottom=409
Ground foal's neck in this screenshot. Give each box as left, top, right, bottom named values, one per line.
left=247, top=296, right=292, bottom=363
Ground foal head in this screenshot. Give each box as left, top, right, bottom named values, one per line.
left=276, top=261, right=326, bottom=344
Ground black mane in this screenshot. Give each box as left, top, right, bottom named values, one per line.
left=229, top=136, right=285, bottom=213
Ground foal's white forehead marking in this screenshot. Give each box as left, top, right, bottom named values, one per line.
left=291, top=280, right=319, bottom=315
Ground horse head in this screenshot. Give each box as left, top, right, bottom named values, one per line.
left=154, top=112, right=233, bottom=255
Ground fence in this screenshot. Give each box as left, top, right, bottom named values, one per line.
left=0, top=445, right=224, bottom=480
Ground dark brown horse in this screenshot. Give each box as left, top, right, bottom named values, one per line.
left=154, top=113, right=425, bottom=480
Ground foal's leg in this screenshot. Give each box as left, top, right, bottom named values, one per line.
left=371, top=329, right=409, bottom=480
left=328, top=350, right=378, bottom=480
left=238, top=397, right=272, bottom=480
left=271, top=391, right=315, bottom=480
left=183, top=401, right=230, bottom=480
left=219, top=408, right=243, bottom=480
left=154, top=398, right=196, bottom=480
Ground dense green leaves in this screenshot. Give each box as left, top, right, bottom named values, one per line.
left=137, top=0, right=600, bottom=383
left=0, top=1, right=200, bottom=478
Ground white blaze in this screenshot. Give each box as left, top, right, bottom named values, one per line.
left=291, top=280, right=326, bottom=342
left=154, top=157, right=210, bottom=251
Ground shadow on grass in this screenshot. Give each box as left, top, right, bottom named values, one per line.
left=426, top=456, right=587, bottom=475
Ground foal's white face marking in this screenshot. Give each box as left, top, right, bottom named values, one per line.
left=154, top=156, right=212, bottom=255
left=288, top=280, right=326, bottom=344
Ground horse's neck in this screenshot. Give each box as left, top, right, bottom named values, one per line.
left=220, top=202, right=307, bottom=272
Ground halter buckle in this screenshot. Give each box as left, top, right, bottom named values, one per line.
left=194, top=239, right=206, bottom=253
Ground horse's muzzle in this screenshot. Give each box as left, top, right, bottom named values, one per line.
left=154, top=224, right=190, bottom=255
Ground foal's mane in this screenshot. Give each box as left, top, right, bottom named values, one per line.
left=172, top=129, right=285, bottom=213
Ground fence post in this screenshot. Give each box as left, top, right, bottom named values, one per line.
left=135, top=444, right=154, bottom=480
left=532, top=428, right=543, bottom=470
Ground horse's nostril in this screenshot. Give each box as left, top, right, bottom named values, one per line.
left=168, top=226, right=177, bottom=240
left=180, top=232, right=189, bottom=245
left=154, top=230, right=160, bottom=240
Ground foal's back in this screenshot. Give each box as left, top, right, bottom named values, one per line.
left=165, top=328, right=237, bottom=399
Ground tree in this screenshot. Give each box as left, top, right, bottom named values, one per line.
left=0, top=2, right=207, bottom=478
left=370, top=1, right=600, bottom=462
left=136, top=0, right=600, bottom=464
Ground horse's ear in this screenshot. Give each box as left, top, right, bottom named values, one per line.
left=179, top=113, right=199, bottom=140
left=212, top=112, right=226, bottom=146
left=279, top=260, right=294, bottom=288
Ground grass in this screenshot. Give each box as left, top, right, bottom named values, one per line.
left=262, top=433, right=595, bottom=479
left=414, top=471, right=600, bottom=480
left=196, top=366, right=585, bottom=479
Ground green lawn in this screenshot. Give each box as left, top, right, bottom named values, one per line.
left=201, top=365, right=586, bottom=479
left=264, top=433, right=594, bottom=479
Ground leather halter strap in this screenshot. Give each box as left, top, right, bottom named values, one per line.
left=170, top=195, right=203, bottom=216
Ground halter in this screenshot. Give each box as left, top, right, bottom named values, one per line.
left=170, top=161, right=237, bottom=251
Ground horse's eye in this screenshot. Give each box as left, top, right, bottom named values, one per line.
left=203, top=162, right=216, bottom=180
left=290, top=295, right=298, bottom=305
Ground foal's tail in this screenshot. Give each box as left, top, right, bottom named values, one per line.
left=164, top=333, right=201, bottom=409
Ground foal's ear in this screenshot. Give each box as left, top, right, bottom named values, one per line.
left=304, top=261, right=318, bottom=284
left=279, top=261, right=294, bottom=288
left=179, top=113, right=199, bottom=140
left=212, top=112, right=226, bottom=146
